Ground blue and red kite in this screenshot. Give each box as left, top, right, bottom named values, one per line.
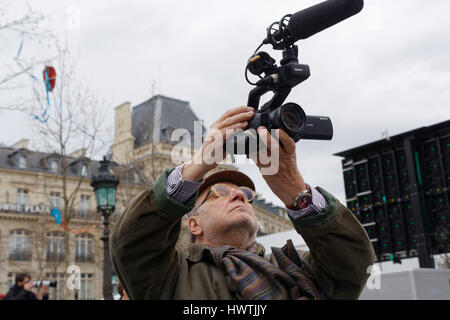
left=43, top=66, right=56, bottom=91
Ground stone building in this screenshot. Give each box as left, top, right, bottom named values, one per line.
left=0, top=141, right=110, bottom=300
left=0, top=95, right=293, bottom=300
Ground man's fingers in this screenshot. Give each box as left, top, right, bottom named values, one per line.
left=257, top=127, right=271, bottom=152
left=216, top=110, right=254, bottom=130
left=258, top=126, right=280, bottom=155
left=277, top=129, right=296, bottom=154
left=202, top=124, right=246, bottom=162
left=221, top=124, right=247, bottom=142
left=215, top=106, right=254, bottom=125
left=257, top=126, right=280, bottom=167
left=206, top=122, right=247, bottom=143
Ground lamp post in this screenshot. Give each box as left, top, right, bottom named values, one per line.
left=90, top=156, right=119, bottom=300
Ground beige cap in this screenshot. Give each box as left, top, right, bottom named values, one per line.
left=198, top=170, right=255, bottom=196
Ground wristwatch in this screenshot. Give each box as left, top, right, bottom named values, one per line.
left=293, top=184, right=312, bottom=209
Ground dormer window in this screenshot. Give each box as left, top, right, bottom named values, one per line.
left=18, top=156, right=27, bottom=169
left=134, top=172, right=140, bottom=183
left=50, top=160, right=58, bottom=173
left=81, top=164, right=88, bottom=177
left=163, top=127, right=175, bottom=139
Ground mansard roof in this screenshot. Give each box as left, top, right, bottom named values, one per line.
left=0, top=146, right=99, bottom=178
left=131, top=95, right=206, bottom=149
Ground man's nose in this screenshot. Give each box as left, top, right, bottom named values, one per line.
left=230, top=188, right=246, bottom=203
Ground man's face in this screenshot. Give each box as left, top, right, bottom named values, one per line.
left=191, top=182, right=259, bottom=242
left=18, top=277, right=30, bottom=288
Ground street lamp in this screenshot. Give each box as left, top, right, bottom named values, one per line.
left=90, top=156, right=119, bottom=300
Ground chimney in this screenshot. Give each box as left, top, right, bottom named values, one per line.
left=112, top=102, right=135, bottom=164
left=114, top=102, right=132, bottom=143
left=69, top=148, right=87, bottom=159
left=11, top=139, right=29, bottom=150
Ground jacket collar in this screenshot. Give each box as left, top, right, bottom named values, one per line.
left=185, top=241, right=267, bottom=263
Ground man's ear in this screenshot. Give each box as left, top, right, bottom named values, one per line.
left=188, top=216, right=203, bottom=237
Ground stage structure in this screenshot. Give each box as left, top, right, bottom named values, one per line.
left=335, top=120, right=450, bottom=268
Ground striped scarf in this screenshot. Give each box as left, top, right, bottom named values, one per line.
left=209, top=240, right=322, bottom=300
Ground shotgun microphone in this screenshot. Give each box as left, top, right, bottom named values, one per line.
left=265, top=0, right=364, bottom=45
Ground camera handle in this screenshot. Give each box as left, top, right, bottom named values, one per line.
left=247, top=86, right=291, bottom=112
left=246, top=45, right=306, bottom=114
left=230, top=45, right=310, bottom=158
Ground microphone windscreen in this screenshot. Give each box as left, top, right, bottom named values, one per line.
left=287, top=0, right=364, bottom=41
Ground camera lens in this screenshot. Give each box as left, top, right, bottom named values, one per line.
left=268, top=102, right=306, bottom=137
left=282, top=109, right=300, bottom=130
left=280, top=103, right=305, bottom=131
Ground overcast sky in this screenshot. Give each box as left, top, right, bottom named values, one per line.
left=1, top=0, right=449, bottom=207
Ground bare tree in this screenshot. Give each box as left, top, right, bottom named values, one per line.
left=0, top=4, right=108, bottom=298
left=22, top=40, right=111, bottom=299
left=0, top=2, right=55, bottom=111
left=30, top=40, right=110, bottom=213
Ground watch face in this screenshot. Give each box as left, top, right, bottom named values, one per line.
left=296, top=192, right=312, bottom=207
left=301, top=194, right=312, bottom=202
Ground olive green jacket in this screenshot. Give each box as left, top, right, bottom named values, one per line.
left=110, top=168, right=375, bottom=300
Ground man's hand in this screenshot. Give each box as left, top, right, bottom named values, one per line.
left=41, top=285, right=48, bottom=295
left=252, top=127, right=307, bottom=208
left=182, top=106, right=254, bottom=181
left=24, top=281, right=33, bottom=291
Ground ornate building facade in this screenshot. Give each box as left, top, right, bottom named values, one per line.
left=0, top=95, right=293, bottom=299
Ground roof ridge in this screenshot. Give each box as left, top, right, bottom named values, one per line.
left=155, top=94, right=189, bottom=105
left=132, top=95, right=190, bottom=110
left=2, top=147, right=99, bottom=163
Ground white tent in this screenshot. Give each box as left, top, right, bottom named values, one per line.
left=256, top=229, right=308, bottom=256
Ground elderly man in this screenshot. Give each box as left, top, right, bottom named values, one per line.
left=110, top=106, right=375, bottom=300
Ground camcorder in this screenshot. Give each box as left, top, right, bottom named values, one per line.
left=228, top=0, right=364, bottom=157
left=32, top=280, right=57, bottom=288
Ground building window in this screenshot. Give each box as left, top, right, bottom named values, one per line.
left=80, top=195, right=90, bottom=218
left=18, top=156, right=27, bottom=169
left=46, top=231, right=65, bottom=262
left=50, top=160, right=58, bottom=173
left=8, top=229, right=31, bottom=261
left=79, top=274, right=93, bottom=300
left=16, top=188, right=28, bottom=206
left=75, top=233, right=93, bottom=262
left=45, top=273, right=65, bottom=300
left=7, top=272, right=16, bottom=290
left=163, top=126, right=175, bottom=142
left=49, top=192, right=61, bottom=209
left=81, top=164, right=88, bottom=177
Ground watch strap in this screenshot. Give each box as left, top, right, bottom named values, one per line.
left=287, top=185, right=328, bottom=219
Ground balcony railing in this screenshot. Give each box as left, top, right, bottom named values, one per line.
left=9, top=252, right=31, bottom=261
left=72, top=210, right=103, bottom=220
left=75, top=255, right=94, bottom=263
left=74, top=210, right=119, bottom=222
left=1, top=203, right=119, bottom=222
left=0, top=204, right=103, bottom=220
left=46, top=253, right=65, bottom=262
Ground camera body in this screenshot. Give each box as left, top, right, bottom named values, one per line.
left=32, top=280, right=57, bottom=288
left=230, top=40, right=333, bottom=157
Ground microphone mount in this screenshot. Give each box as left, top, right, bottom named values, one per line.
left=263, top=14, right=293, bottom=50
left=246, top=43, right=309, bottom=114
